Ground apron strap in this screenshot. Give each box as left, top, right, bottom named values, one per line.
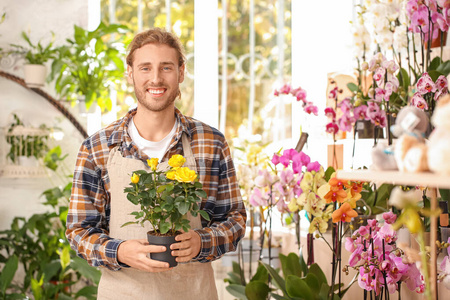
left=181, top=133, right=194, bottom=160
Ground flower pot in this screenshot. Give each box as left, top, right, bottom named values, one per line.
left=355, top=120, right=384, bottom=139
left=441, top=226, right=450, bottom=244
left=425, top=30, right=448, bottom=49
left=147, top=232, right=178, bottom=267
left=24, top=64, right=47, bottom=88
left=18, top=155, right=38, bottom=167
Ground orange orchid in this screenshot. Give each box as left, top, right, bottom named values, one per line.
left=332, top=202, right=358, bottom=223
left=324, top=187, right=348, bottom=203
left=329, top=177, right=345, bottom=190
left=344, top=181, right=364, bottom=197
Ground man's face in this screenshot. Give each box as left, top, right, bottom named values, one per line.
left=127, top=43, right=185, bottom=113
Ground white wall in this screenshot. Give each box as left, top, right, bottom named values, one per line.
left=0, top=0, right=90, bottom=229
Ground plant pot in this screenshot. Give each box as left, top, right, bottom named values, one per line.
left=425, top=30, right=448, bottom=48
left=18, top=155, right=38, bottom=167
left=440, top=226, right=450, bottom=244
left=24, top=64, right=47, bottom=88
left=147, top=232, right=178, bottom=267
left=355, top=120, right=384, bottom=139
left=351, top=215, right=375, bottom=234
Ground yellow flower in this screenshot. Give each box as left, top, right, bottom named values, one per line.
left=131, top=173, right=140, bottom=184
left=174, top=167, right=197, bottom=183
left=309, top=218, right=328, bottom=234
left=147, top=158, right=159, bottom=171
left=166, top=170, right=176, bottom=180
left=246, top=144, right=262, bottom=165
left=288, top=199, right=300, bottom=212
left=168, top=154, right=186, bottom=169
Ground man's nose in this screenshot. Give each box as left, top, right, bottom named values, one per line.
left=150, top=69, right=163, bottom=84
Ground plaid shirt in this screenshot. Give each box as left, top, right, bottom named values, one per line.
left=66, top=108, right=246, bottom=270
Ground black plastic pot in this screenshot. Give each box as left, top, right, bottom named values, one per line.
left=355, top=120, right=384, bottom=139
left=147, top=232, right=178, bottom=267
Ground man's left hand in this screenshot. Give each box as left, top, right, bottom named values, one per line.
left=170, top=229, right=201, bottom=262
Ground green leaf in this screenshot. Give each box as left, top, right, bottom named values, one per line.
left=120, top=221, right=138, bottom=227
left=250, top=263, right=269, bottom=283
left=304, top=273, right=320, bottom=294
left=75, top=285, right=99, bottom=298
left=298, top=247, right=309, bottom=276
left=286, top=275, right=313, bottom=299
left=261, top=262, right=287, bottom=296
left=177, top=202, right=190, bottom=215
left=246, top=281, right=270, bottom=300
left=308, top=263, right=328, bottom=288
left=159, top=222, right=170, bottom=234
left=428, top=56, right=442, bottom=71
left=60, top=245, right=71, bottom=271
left=324, top=166, right=335, bottom=182
left=195, top=190, right=207, bottom=198
left=346, top=82, right=358, bottom=92
left=428, top=70, right=444, bottom=82
left=436, top=60, right=450, bottom=76
left=71, top=256, right=101, bottom=284
left=397, top=67, right=410, bottom=89
left=280, top=252, right=302, bottom=277
left=194, top=182, right=203, bottom=188
left=199, top=210, right=211, bottom=221
left=31, top=276, right=43, bottom=300
left=157, top=185, right=166, bottom=193
left=225, top=284, right=248, bottom=300
left=0, top=255, right=18, bottom=294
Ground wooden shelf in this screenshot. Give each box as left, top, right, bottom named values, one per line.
left=336, top=170, right=450, bottom=189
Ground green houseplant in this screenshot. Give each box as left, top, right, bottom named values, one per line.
left=50, top=22, right=129, bottom=111
left=9, top=31, right=56, bottom=87
left=6, top=114, right=49, bottom=165
left=123, top=155, right=210, bottom=267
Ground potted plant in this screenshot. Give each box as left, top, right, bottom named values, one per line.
left=123, top=154, right=210, bottom=267
left=9, top=31, right=56, bottom=87
left=6, top=114, right=49, bottom=166
left=50, top=22, right=128, bottom=112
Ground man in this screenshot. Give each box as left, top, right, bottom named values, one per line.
left=66, top=28, right=246, bottom=299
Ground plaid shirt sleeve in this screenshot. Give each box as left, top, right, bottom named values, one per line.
left=65, top=139, right=125, bottom=271
left=190, top=129, right=247, bottom=262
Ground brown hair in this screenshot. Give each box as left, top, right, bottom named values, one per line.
left=126, top=28, right=186, bottom=67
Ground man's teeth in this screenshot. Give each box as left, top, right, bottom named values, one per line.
left=148, top=89, right=165, bottom=95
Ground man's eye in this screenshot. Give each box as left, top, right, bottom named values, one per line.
left=141, top=67, right=149, bottom=71
left=163, top=67, right=172, bottom=71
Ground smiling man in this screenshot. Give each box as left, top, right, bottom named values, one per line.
left=66, top=28, right=246, bottom=300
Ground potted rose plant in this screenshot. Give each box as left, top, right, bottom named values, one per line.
left=123, top=154, right=210, bottom=267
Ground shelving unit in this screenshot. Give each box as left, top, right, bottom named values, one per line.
left=336, top=169, right=450, bottom=300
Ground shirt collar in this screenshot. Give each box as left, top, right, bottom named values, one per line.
left=107, top=107, right=192, bottom=149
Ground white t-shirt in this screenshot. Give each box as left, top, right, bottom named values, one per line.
left=128, top=117, right=177, bottom=162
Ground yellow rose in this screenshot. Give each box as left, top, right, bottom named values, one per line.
left=174, top=167, right=197, bottom=183
left=166, top=170, right=176, bottom=180
left=147, top=158, right=159, bottom=171
left=168, top=154, right=186, bottom=168
left=131, top=173, right=140, bottom=184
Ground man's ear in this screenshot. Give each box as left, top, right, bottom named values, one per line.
left=127, top=65, right=134, bottom=85
left=178, top=64, right=185, bottom=84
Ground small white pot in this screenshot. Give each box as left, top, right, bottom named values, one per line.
left=18, top=156, right=38, bottom=167
left=24, top=64, right=47, bottom=88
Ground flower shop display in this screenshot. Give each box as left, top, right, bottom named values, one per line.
left=345, top=212, right=425, bottom=298
left=123, top=154, right=210, bottom=267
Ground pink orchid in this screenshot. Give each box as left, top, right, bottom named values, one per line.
left=338, top=114, right=355, bottom=132
left=254, top=169, right=274, bottom=187
left=382, top=60, right=399, bottom=74
left=435, top=75, right=448, bottom=92
left=324, top=107, right=336, bottom=119
left=291, top=87, right=307, bottom=102
left=326, top=122, right=339, bottom=134
left=402, top=262, right=424, bottom=293
left=385, top=81, right=398, bottom=100
left=417, top=72, right=436, bottom=94
left=374, top=67, right=386, bottom=86
left=382, top=211, right=397, bottom=224
left=375, top=87, right=387, bottom=102
left=339, top=97, right=353, bottom=112
left=304, top=102, right=318, bottom=116
left=249, top=187, right=268, bottom=207
left=278, top=83, right=291, bottom=95
left=306, top=161, right=321, bottom=172
left=329, top=86, right=339, bottom=99
left=369, top=110, right=387, bottom=128
left=411, top=93, right=429, bottom=110
left=271, top=154, right=280, bottom=166
left=378, top=224, right=397, bottom=244
left=282, top=148, right=298, bottom=161
left=367, top=102, right=380, bottom=118
left=345, top=236, right=356, bottom=252
left=353, top=105, right=368, bottom=120
left=433, top=11, right=449, bottom=31
left=279, top=169, right=294, bottom=185
left=349, top=244, right=364, bottom=267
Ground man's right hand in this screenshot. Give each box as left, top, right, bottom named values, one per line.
left=117, top=239, right=172, bottom=272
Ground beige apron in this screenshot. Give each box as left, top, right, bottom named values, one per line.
left=98, top=133, right=218, bottom=300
